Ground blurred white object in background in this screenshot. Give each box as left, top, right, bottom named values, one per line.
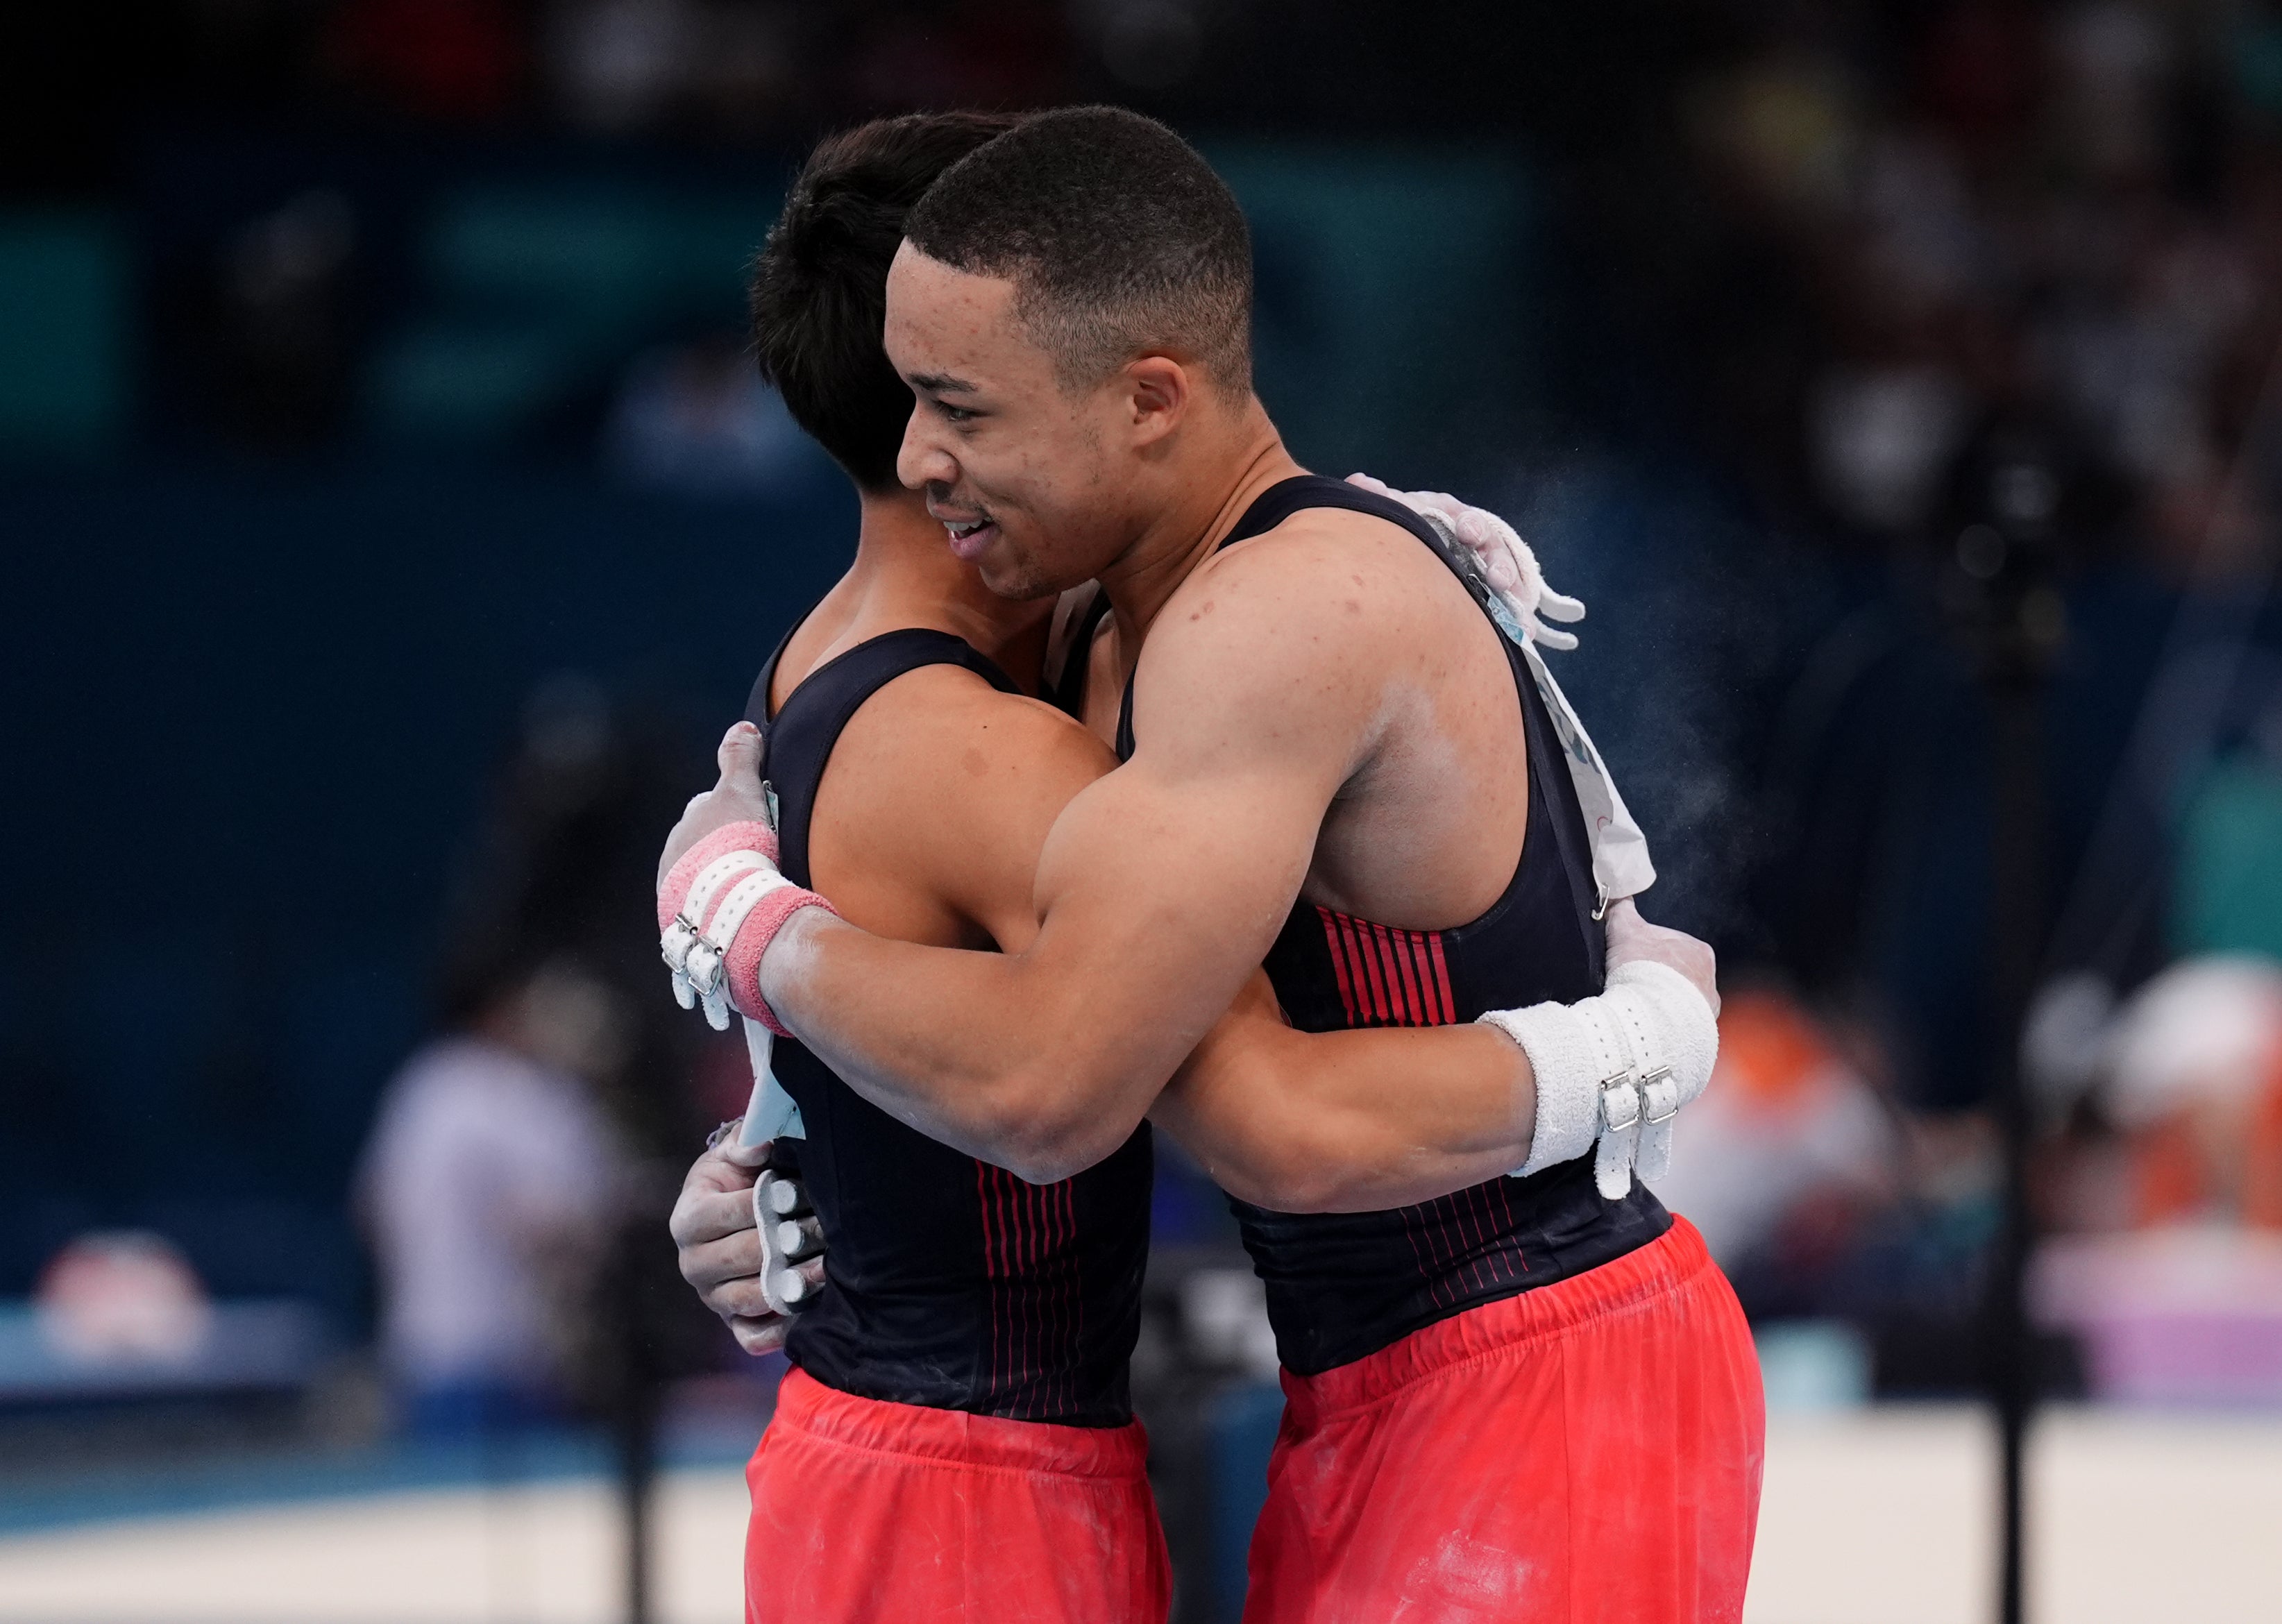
left=1646, top=988, right=1896, bottom=1269
left=2099, top=954, right=2282, bottom=1133
left=1181, top=1269, right=1281, bottom=1380
left=34, top=1232, right=212, bottom=1365
left=1809, top=364, right=1972, bottom=533
left=2033, top=954, right=2282, bottom=1403
left=2021, top=969, right=2117, bottom=1128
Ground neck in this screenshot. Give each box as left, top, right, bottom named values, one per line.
left=1095, top=396, right=1304, bottom=670
left=832, top=489, right=1053, bottom=690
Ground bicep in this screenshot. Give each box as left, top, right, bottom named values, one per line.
left=1015, top=556, right=1392, bottom=1076
left=1020, top=738, right=1330, bottom=1077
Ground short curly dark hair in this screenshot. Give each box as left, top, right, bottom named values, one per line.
left=749, top=111, right=1018, bottom=491
left=904, top=105, right=1252, bottom=397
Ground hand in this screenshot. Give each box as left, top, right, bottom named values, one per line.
left=657, top=722, right=775, bottom=891
left=667, top=1128, right=824, bottom=1356
left=1345, top=473, right=1584, bottom=650
left=1602, top=897, right=1718, bottom=1018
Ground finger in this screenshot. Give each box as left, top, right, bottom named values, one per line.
left=668, top=1185, right=761, bottom=1249
left=717, top=721, right=765, bottom=793
left=679, top=1147, right=764, bottom=1201
left=720, top=1134, right=771, bottom=1169
left=791, top=1257, right=827, bottom=1292
left=729, top=1315, right=790, bottom=1356
left=682, top=1230, right=766, bottom=1293
left=704, top=1274, right=777, bottom=1320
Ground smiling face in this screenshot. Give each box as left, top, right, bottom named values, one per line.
left=884, top=242, right=1160, bottom=600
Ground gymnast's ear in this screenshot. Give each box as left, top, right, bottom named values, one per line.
left=1122, top=353, right=1194, bottom=449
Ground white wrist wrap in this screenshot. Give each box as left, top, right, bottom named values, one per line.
left=1478, top=959, right=1718, bottom=1199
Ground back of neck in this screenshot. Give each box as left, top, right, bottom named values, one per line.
left=773, top=488, right=1053, bottom=707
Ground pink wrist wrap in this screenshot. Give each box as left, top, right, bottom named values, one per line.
left=657, top=821, right=836, bottom=1036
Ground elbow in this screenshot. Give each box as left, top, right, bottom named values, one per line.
left=971, top=1061, right=1140, bottom=1187
left=1208, top=1137, right=1355, bottom=1214
left=1235, top=1165, right=1352, bottom=1215
left=1004, top=1100, right=1140, bottom=1184
left=1206, top=1112, right=1415, bottom=1213
left=992, top=1122, right=1126, bottom=1186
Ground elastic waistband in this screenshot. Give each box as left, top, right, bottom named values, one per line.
left=769, top=1367, right=1152, bottom=1480
left=1282, top=1215, right=1715, bottom=1421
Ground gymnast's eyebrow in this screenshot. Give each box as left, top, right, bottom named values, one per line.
left=908, top=371, right=980, bottom=394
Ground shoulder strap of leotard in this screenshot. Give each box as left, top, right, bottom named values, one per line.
left=1114, top=474, right=1499, bottom=759
left=746, top=625, right=1020, bottom=888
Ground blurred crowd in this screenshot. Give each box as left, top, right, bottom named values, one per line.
left=6, top=0, right=2282, bottom=1459
left=1652, top=0, right=2282, bottom=573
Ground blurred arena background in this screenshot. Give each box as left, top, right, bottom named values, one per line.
left=5, top=2, right=2282, bottom=1621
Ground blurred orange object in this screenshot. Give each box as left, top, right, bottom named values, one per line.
left=1715, top=990, right=1836, bottom=1108
left=1644, top=988, right=1896, bottom=1269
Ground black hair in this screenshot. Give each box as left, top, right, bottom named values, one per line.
left=750, top=111, right=1018, bottom=491
left=904, top=105, right=1252, bottom=396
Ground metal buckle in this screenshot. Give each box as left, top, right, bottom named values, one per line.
left=1639, top=1065, right=1677, bottom=1125
left=1599, top=1072, right=1641, bottom=1133
left=684, top=941, right=724, bottom=997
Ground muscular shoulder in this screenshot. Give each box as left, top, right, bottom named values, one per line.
left=1129, top=505, right=1479, bottom=772
left=811, top=662, right=1114, bottom=951
left=831, top=662, right=1108, bottom=802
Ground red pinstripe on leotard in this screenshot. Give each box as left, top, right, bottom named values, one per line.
left=1313, top=904, right=1530, bottom=1303
left=975, top=1159, right=1087, bottom=1416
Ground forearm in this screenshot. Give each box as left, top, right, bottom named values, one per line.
left=1156, top=1020, right=1535, bottom=1212
left=764, top=910, right=1206, bottom=1182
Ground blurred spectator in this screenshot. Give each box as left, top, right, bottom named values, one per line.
left=357, top=960, right=629, bottom=1435
left=201, top=189, right=362, bottom=450
left=356, top=677, right=730, bottom=1436
left=543, top=0, right=797, bottom=137
left=2038, top=954, right=2282, bottom=1402
left=1664, top=0, right=2282, bottom=570
left=2094, top=954, right=2282, bottom=1230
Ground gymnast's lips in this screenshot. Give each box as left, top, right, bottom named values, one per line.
left=933, top=506, right=999, bottom=561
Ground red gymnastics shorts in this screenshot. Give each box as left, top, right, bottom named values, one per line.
left=1243, top=1215, right=1764, bottom=1624
left=744, top=1367, right=1170, bottom=1624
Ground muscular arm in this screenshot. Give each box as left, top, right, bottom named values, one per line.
left=1153, top=975, right=1537, bottom=1212
left=760, top=516, right=1491, bottom=1183
left=838, top=670, right=1550, bottom=1210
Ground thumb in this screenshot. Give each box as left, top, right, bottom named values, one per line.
left=717, top=721, right=764, bottom=794
left=720, top=1133, right=770, bottom=1169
